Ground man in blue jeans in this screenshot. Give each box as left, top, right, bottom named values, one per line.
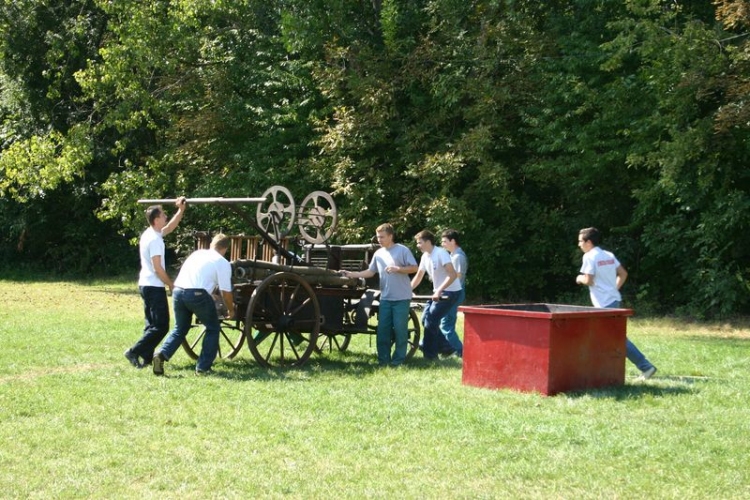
left=411, top=230, right=462, bottom=360
left=576, top=227, right=657, bottom=380
left=153, top=233, right=235, bottom=376
left=439, top=228, right=467, bottom=358
left=342, top=223, right=418, bottom=367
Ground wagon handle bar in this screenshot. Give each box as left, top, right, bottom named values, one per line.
left=137, top=196, right=307, bottom=266
left=137, top=197, right=267, bottom=204
left=412, top=294, right=449, bottom=301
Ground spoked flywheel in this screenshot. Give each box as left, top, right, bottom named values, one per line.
left=297, top=191, right=338, bottom=244
left=256, top=185, right=296, bottom=239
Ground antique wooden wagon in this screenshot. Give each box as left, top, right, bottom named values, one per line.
left=139, top=186, right=421, bottom=368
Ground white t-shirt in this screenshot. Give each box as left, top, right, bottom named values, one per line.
left=580, top=246, right=621, bottom=308
left=419, top=247, right=462, bottom=293
left=138, top=227, right=166, bottom=287
left=174, top=249, right=233, bottom=294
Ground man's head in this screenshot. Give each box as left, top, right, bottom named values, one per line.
left=146, top=205, right=167, bottom=229
left=414, top=229, right=435, bottom=253
left=210, top=233, right=231, bottom=255
left=375, top=223, right=395, bottom=248
left=578, top=227, right=600, bottom=252
left=441, top=228, right=460, bottom=253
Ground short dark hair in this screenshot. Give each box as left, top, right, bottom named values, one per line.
left=415, top=229, right=435, bottom=245
left=579, top=227, right=601, bottom=246
left=376, top=223, right=394, bottom=236
left=441, top=228, right=460, bottom=245
left=145, top=205, right=163, bottom=226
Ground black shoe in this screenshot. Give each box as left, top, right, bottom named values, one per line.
left=152, top=353, right=165, bottom=376
left=440, top=349, right=456, bottom=358
left=124, top=349, right=142, bottom=368
left=195, top=368, right=214, bottom=376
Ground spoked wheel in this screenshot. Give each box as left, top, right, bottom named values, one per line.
left=404, top=309, right=422, bottom=359
left=367, top=308, right=422, bottom=359
left=245, top=272, right=321, bottom=368
left=256, top=185, right=295, bottom=239
left=316, top=333, right=352, bottom=354
left=182, top=319, right=245, bottom=360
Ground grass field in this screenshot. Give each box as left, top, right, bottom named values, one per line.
left=1, top=277, right=749, bottom=499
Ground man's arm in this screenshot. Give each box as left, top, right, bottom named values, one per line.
left=576, top=273, right=594, bottom=287
left=410, top=268, right=425, bottom=290
left=162, top=197, right=187, bottom=236
left=392, top=264, right=418, bottom=275
left=221, top=290, right=235, bottom=319
left=432, top=262, right=457, bottom=299
left=342, top=269, right=376, bottom=279
left=615, top=265, right=628, bottom=290
left=151, top=255, right=174, bottom=291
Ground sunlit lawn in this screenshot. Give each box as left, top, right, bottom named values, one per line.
left=0, top=277, right=748, bottom=499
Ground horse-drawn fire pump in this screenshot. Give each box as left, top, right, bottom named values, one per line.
left=138, top=186, right=422, bottom=368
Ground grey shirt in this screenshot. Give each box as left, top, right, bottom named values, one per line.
left=451, top=247, right=468, bottom=289
left=368, top=243, right=417, bottom=301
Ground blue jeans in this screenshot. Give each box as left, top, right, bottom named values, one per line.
left=131, top=286, right=170, bottom=362
left=439, top=287, right=465, bottom=357
left=604, top=300, right=655, bottom=372
left=421, top=290, right=461, bottom=359
left=377, top=299, right=411, bottom=366
left=158, top=288, right=221, bottom=372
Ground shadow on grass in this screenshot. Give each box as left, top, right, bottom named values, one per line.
left=680, top=335, right=750, bottom=346
left=90, top=287, right=141, bottom=296
left=164, top=346, right=460, bottom=381
left=565, top=377, right=703, bottom=400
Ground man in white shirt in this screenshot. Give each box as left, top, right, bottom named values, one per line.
left=411, top=230, right=462, bottom=360
left=125, top=197, right=186, bottom=368
left=153, top=233, right=235, bottom=376
left=577, top=227, right=657, bottom=380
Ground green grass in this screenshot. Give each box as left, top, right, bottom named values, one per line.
left=1, top=278, right=749, bottom=499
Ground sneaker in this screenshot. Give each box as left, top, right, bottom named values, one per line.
left=152, top=353, right=165, bottom=376
left=195, top=368, right=214, bottom=376
left=638, top=366, right=657, bottom=381
left=124, top=349, right=142, bottom=369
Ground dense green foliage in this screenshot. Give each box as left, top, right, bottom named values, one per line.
left=1, top=0, right=749, bottom=317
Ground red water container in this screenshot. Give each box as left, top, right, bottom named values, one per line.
left=459, top=304, right=631, bottom=395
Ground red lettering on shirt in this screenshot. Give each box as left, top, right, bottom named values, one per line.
left=598, top=259, right=615, bottom=266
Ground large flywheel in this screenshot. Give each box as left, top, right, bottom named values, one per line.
left=297, top=191, right=338, bottom=244
left=256, top=185, right=296, bottom=239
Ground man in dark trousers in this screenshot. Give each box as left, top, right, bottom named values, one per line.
left=125, top=197, right=186, bottom=368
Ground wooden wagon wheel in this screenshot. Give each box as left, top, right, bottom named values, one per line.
left=367, top=308, right=422, bottom=359
left=182, top=319, right=245, bottom=360
left=256, top=185, right=296, bottom=239
left=245, top=272, right=321, bottom=368
left=316, top=332, right=352, bottom=354
left=404, top=309, right=422, bottom=359
left=297, top=191, right=338, bottom=244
